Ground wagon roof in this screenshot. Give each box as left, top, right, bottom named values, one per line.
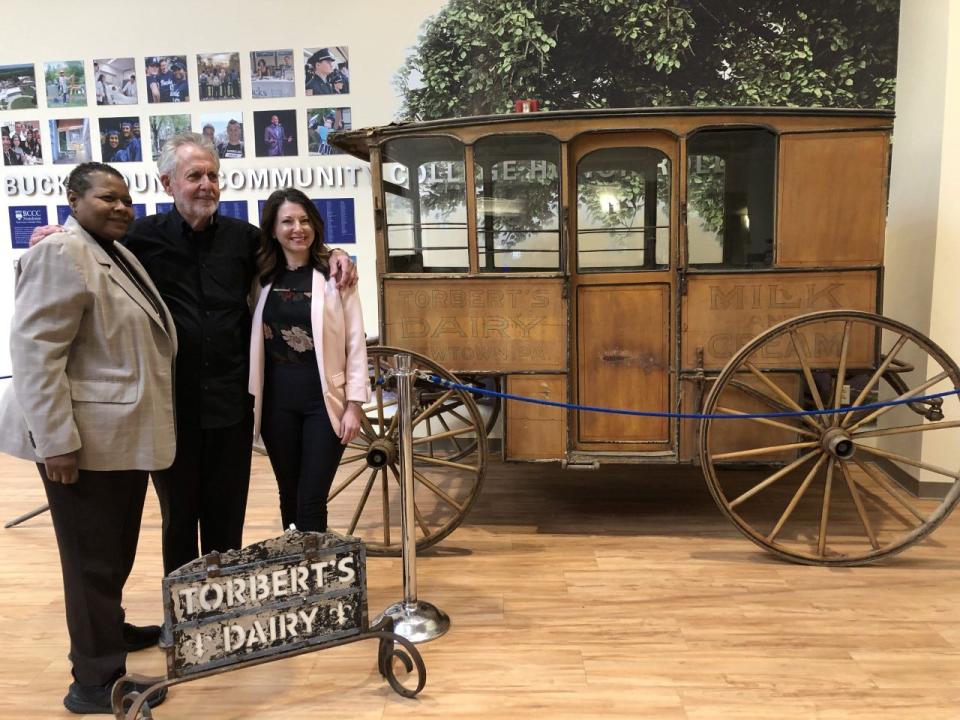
left=329, top=106, right=895, bottom=161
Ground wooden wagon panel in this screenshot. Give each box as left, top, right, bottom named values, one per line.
left=505, top=374, right=567, bottom=461
left=682, top=270, right=879, bottom=370
left=776, top=131, right=888, bottom=267
left=382, top=277, right=567, bottom=373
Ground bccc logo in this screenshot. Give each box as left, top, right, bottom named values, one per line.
left=14, top=208, right=43, bottom=222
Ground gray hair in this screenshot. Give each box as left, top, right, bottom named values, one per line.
left=157, top=131, right=219, bottom=176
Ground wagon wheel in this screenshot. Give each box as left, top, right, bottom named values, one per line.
left=699, top=310, right=960, bottom=566
left=327, top=346, right=488, bottom=556
left=420, top=374, right=501, bottom=462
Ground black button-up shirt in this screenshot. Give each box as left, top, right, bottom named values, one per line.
left=125, top=207, right=260, bottom=429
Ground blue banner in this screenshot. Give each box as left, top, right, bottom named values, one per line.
left=154, top=202, right=247, bottom=222
left=9, top=206, right=48, bottom=249
left=57, top=204, right=146, bottom=225
left=313, top=198, right=356, bottom=245
left=217, top=200, right=249, bottom=222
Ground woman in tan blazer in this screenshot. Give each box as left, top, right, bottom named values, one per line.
left=0, top=163, right=175, bottom=714
left=249, top=188, right=369, bottom=533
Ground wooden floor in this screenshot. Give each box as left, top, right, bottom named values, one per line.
left=1, top=454, right=959, bottom=719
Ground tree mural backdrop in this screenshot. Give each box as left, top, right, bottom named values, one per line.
left=396, top=0, right=899, bottom=121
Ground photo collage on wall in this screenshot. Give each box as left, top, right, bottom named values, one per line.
left=1, top=46, right=355, bottom=247
left=3, top=47, right=350, bottom=166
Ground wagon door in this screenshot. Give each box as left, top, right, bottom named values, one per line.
left=570, top=133, right=677, bottom=456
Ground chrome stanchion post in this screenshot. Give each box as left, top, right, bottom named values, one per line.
left=375, top=354, right=450, bottom=643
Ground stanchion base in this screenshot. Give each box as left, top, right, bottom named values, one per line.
left=375, top=601, right=450, bottom=643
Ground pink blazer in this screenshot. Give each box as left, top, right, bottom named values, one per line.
left=249, top=270, right=369, bottom=437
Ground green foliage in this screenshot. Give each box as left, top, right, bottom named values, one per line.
left=686, top=156, right=726, bottom=237
left=396, top=0, right=899, bottom=120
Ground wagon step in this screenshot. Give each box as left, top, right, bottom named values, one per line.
left=560, top=460, right=599, bottom=470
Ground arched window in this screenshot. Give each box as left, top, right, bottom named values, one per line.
left=577, top=147, right=670, bottom=271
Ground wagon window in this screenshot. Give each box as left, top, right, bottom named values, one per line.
left=686, top=129, right=775, bottom=267
left=382, top=137, right=468, bottom=273
left=474, top=135, right=561, bottom=271
left=576, top=147, right=670, bottom=271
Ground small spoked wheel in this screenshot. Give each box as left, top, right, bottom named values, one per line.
left=699, top=310, right=960, bottom=565
left=326, top=346, right=488, bottom=556
left=425, top=374, right=501, bottom=462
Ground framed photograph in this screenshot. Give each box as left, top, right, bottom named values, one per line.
left=253, top=110, right=298, bottom=158
left=93, top=58, right=137, bottom=106
left=145, top=55, right=189, bottom=103
left=307, top=107, right=350, bottom=156
left=303, top=46, right=349, bottom=97
left=98, top=116, right=143, bottom=163
left=197, top=52, right=241, bottom=101
left=49, top=118, right=92, bottom=164
left=200, top=111, right=245, bottom=160
left=2, top=120, right=43, bottom=166
left=250, top=49, right=294, bottom=98
left=148, top=114, right=191, bottom=160
left=0, top=63, right=38, bottom=110
left=44, top=60, right=86, bottom=108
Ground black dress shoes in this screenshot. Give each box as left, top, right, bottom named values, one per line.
left=122, top=622, right=162, bottom=651
left=64, top=679, right=167, bottom=715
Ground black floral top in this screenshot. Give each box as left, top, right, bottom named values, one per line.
left=263, top=266, right=316, bottom=364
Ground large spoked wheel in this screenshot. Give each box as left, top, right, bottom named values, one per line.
left=699, top=310, right=960, bottom=566
left=327, top=346, right=488, bottom=556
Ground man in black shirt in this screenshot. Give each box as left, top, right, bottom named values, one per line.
left=132, top=133, right=356, bottom=575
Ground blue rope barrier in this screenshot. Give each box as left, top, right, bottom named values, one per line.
left=422, top=374, right=959, bottom=421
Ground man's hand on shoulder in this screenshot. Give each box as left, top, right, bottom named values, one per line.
left=29, top=224, right=65, bottom=247
left=329, top=249, right=358, bottom=289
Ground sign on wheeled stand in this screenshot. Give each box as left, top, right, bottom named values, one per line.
left=111, top=530, right=425, bottom=718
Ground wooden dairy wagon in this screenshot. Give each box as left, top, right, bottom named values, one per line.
left=325, top=108, right=960, bottom=566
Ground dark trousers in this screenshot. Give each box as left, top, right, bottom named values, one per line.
left=152, top=413, right=253, bottom=575
left=261, top=362, right=345, bottom=533
left=41, top=465, right=147, bottom=686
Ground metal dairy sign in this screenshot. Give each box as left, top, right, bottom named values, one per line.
left=162, top=531, right=367, bottom=677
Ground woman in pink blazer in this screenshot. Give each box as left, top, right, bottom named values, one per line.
left=249, top=188, right=369, bottom=532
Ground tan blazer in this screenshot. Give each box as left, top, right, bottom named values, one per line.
left=0, top=217, right=177, bottom=471
left=249, top=270, right=369, bottom=438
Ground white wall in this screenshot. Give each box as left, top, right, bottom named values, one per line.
left=921, top=0, right=960, bottom=479
left=0, top=0, right=449, bottom=374
left=882, top=0, right=960, bottom=478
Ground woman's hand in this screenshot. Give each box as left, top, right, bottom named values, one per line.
left=339, top=402, right=363, bottom=445
left=44, top=452, right=80, bottom=484
left=329, top=250, right=358, bottom=289
left=29, top=224, right=65, bottom=247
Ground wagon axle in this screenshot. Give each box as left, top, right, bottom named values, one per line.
left=820, top=427, right=855, bottom=460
